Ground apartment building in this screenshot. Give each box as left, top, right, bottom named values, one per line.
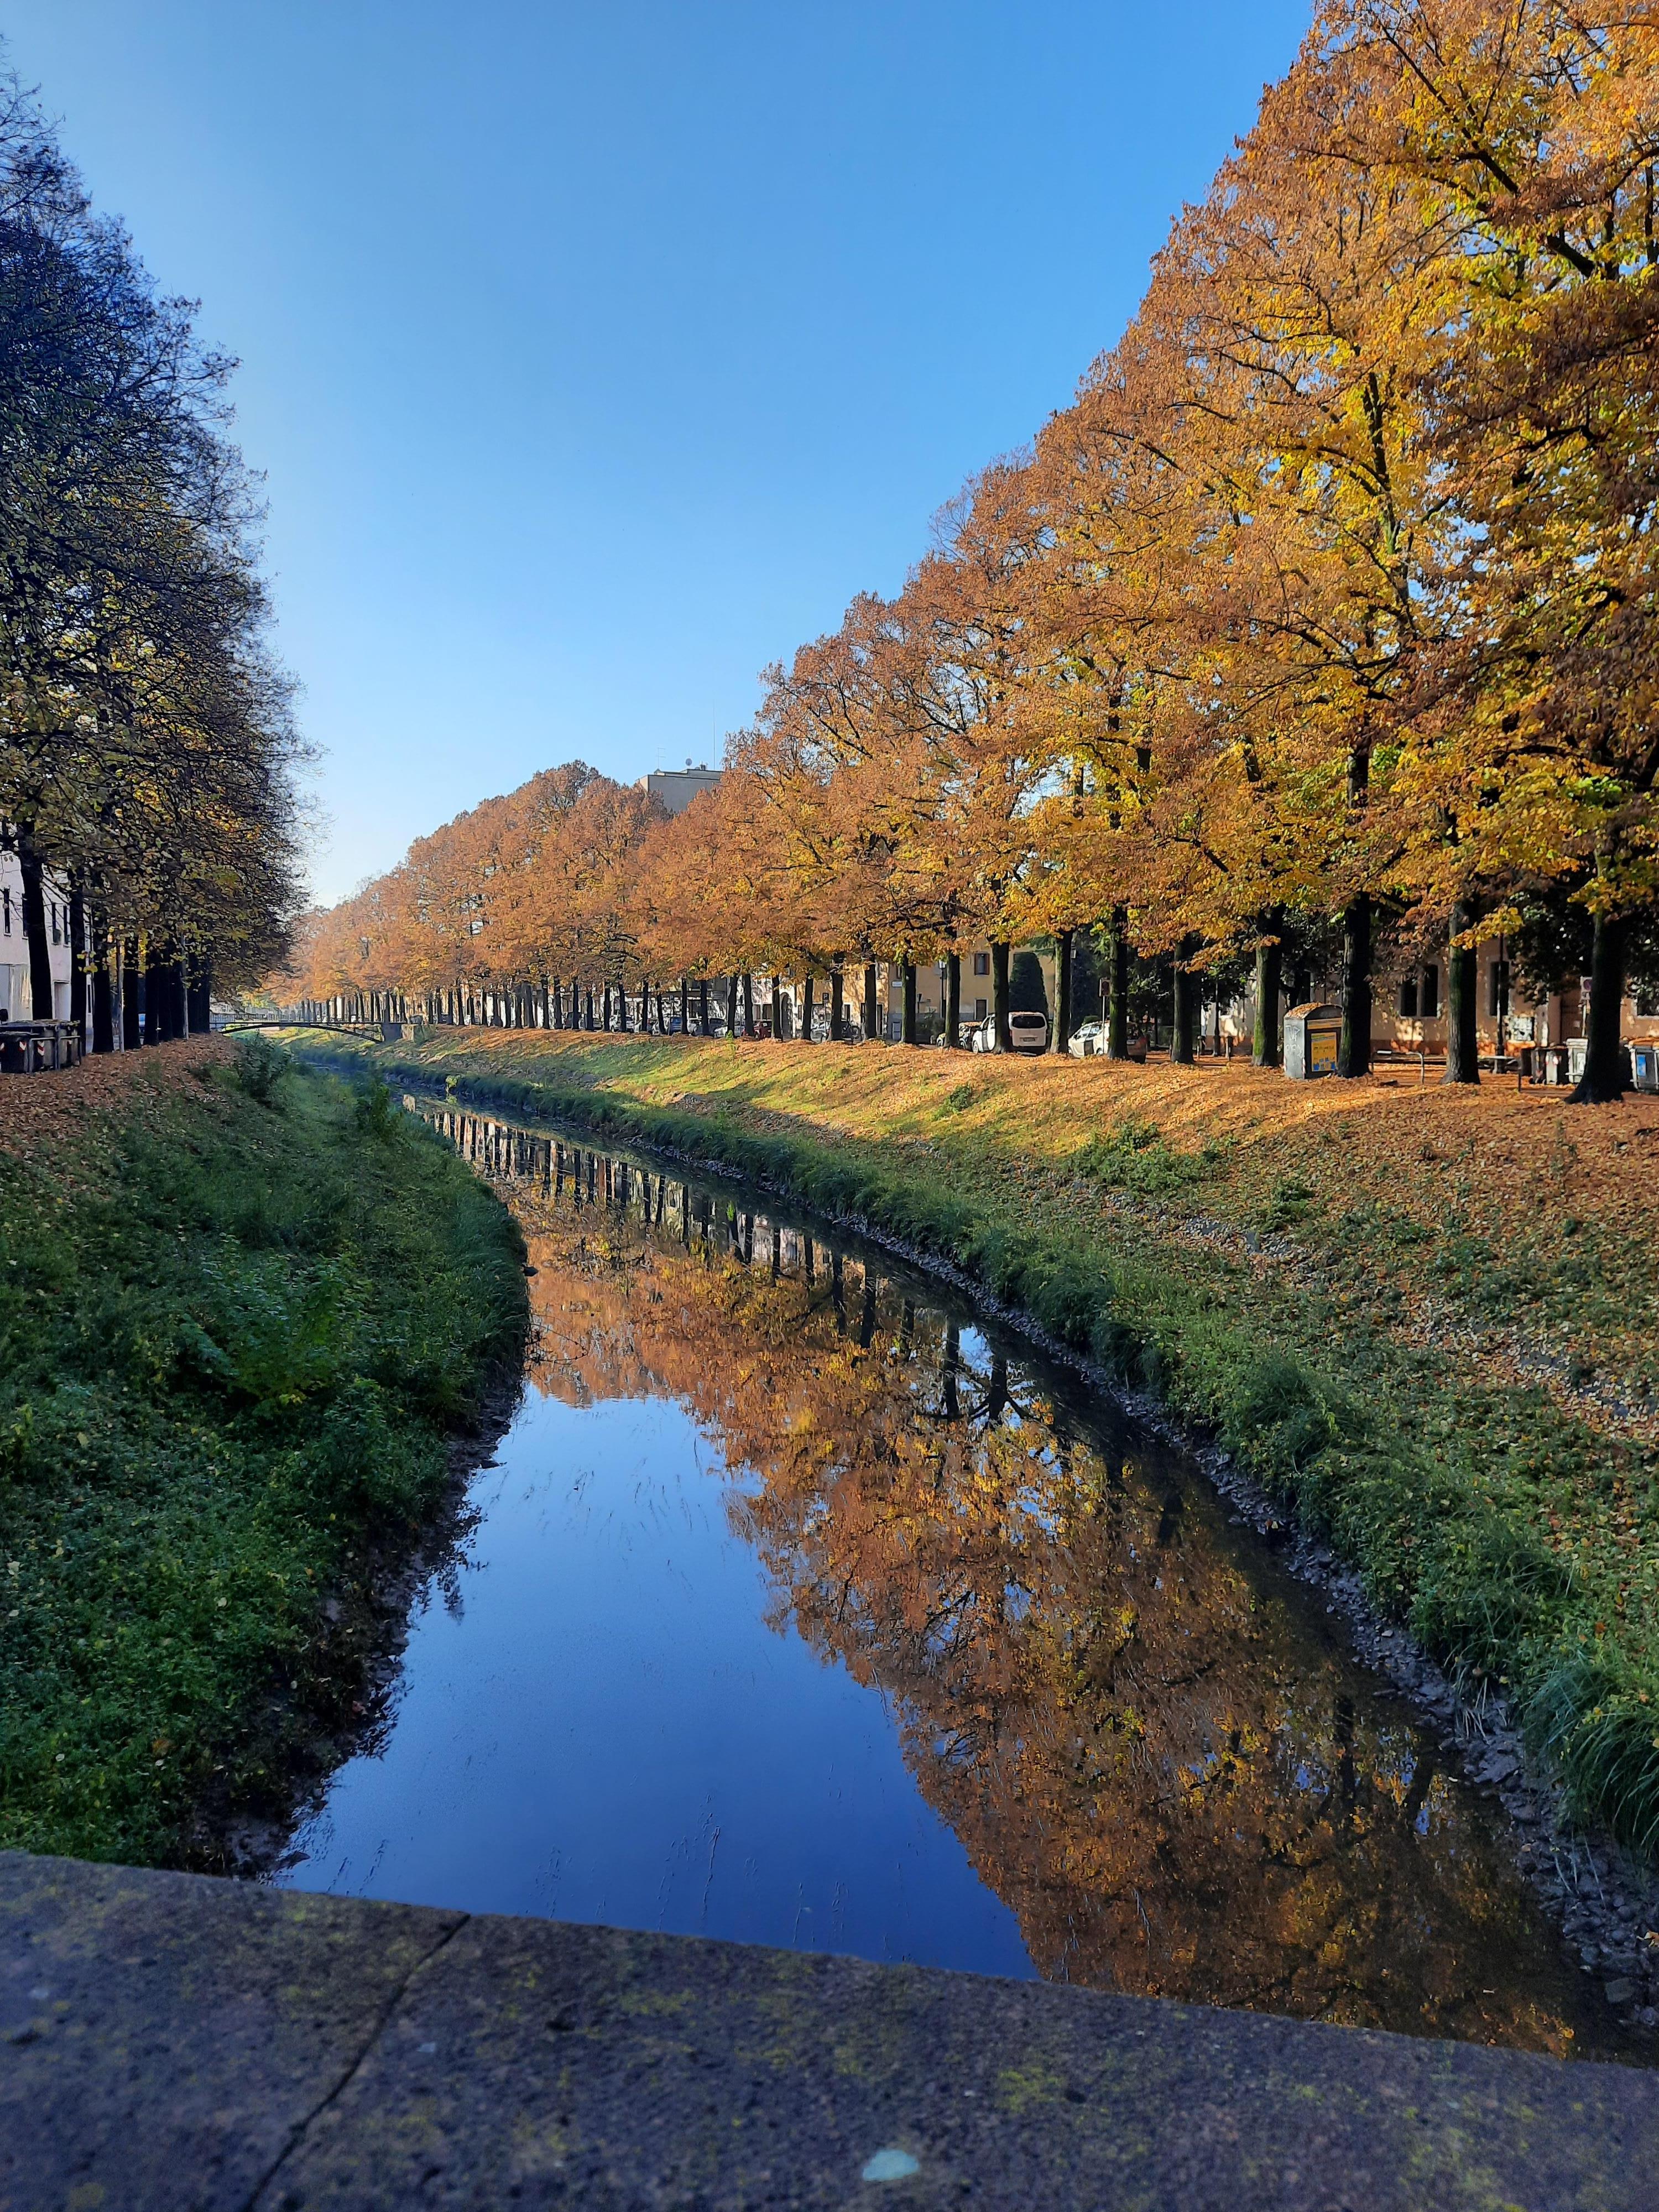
left=0, top=849, right=72, bottom=1022
left=638, top=766, right=722, bottom=816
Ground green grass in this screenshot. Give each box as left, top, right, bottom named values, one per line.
left=0, top=1041, right=527, bottom=1865
left=288, top=1028, right=1659, bottom=1864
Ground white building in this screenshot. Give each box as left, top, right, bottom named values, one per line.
left=0, top=849, right=72, bottom=1022
left=639, top=766, right=722, bottom=816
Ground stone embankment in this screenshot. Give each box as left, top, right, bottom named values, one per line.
left=4, top=1850, right=1658, bottom=2210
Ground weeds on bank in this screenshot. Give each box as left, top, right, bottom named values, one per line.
left=0, top=1045, right=526, bottom=1864
left=1072, top=1116, right=1232, bottom=1198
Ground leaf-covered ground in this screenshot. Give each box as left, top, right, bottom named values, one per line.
left=290, top=1025, right=1659, bottom=1861
left=0, top=1039, right=526, bottom=1864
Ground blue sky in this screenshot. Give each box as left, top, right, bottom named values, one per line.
left=6, top=2, right=1310, bottom=904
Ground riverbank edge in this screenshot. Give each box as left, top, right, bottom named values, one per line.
left=6, top=1848, right=1659, bottom=2210
left=284, top=1031, right=1659, bottom=2007
left=0, top=1045, right=532, bottom=1870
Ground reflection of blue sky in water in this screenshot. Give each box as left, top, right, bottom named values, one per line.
left=280, top=1384, right=1034, bottom=1978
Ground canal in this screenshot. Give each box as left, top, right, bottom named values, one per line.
left=278, top=1099, right=1640, bottom=2060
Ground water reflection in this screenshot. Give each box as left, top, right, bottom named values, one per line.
left=284, top=1104, right=1630, bottom=2059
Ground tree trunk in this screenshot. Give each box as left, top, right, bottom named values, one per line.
left=770, top=974, right=783, bottom=1039
left=144, top=944, right=164, bottom=1046
left=1172, top=935, right=1199, bottom=1065
left=67, top=885, right=87, bottom=1038
left=122, top=938, right=142, bottom=1047
left=863, top=961, right=878, bottom=1041
left=801, top=974, right=814, bottom=1041
left=700, top=977, right=710, bottom=1034
left=945, top=951, right=961, bottom=1049
left=187, top=958, right=212, bottom=1035
left=992, top=942, right=1011, bottom=1052
left=167, top=959, right=187, bottom=1040
left=987, top=1350, right=1008, bottom=1424
left=17, top=828, right=54, bottom=1019
left=1338, top=737, right=1373, bottom=1079
left=1051, top=929, right=1073, bottom=1053
left=1337, top=895, right=1373, bottom=1079
left=1106, top=906, right=1129, bottom=1058
left=1573, top=906, right=1629, bottom=1103
left=901, top=960, right=917, bottom=1045
left=91, top=915, right=114, bottom=1053
left=830, top=966, right=844, bottom=1043
left=742, top=973, right=755, bottom=1037
left=1253, top=915, right=1282, bottom=1068
left=1445, top=902, right=1480, bottom=1085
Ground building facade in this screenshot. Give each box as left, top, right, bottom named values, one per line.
left=0, top=849, right=72, bottom=1022
left=639, top=767, right=722, bottom=816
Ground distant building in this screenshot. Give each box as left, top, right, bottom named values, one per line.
left=0, top=849, right=72, bottom=1021
left=640, top=766, right=722, bottom=816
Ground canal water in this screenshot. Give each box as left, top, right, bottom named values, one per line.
left=278, top=1100, right=1636, bottom=2059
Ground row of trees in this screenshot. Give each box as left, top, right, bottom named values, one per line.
left=1, top=78, right=300, bottom=1043
left=290, top=2, right=1659, bottom=1098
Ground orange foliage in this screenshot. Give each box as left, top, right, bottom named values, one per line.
left=281, top=6, right=1659, bottom=1091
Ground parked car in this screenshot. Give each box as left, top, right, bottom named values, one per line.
left=1068, top=1019, right=1107, bottom=1058
left=966, top=1012, right=1050, bottom=1053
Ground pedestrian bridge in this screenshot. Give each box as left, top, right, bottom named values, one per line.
left=2, top=1851, right=1655, bottom=2210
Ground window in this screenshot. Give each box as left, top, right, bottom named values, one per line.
left=1636, top=987, right=1659, bottom=1017
left=973, top=952, right=990, bottom=976
left=1421, top=964, right=1439, bottom=1019
left=50, top=902, right=60, bottom=945
left=1398, top=977, right=1418, bottom=1019
left=1, top=888, right=9, bottom=933
left=974, top=997, right=988, bottom=1020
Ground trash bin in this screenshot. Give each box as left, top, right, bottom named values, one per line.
left=1284, top=1002, right=1342, bottom=1079
left=0, top=1020, right=80, bottom=1073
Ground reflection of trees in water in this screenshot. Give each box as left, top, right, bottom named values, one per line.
left=438, top=1108, right=1592, bottom=2056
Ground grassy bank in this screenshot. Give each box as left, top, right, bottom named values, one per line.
left=0, top=1039, right=527, bottom=1865
left=291, top=1024, right=1659, bottom=1860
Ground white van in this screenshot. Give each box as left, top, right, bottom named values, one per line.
left=968, top=1011, right=1049, bottom=1053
